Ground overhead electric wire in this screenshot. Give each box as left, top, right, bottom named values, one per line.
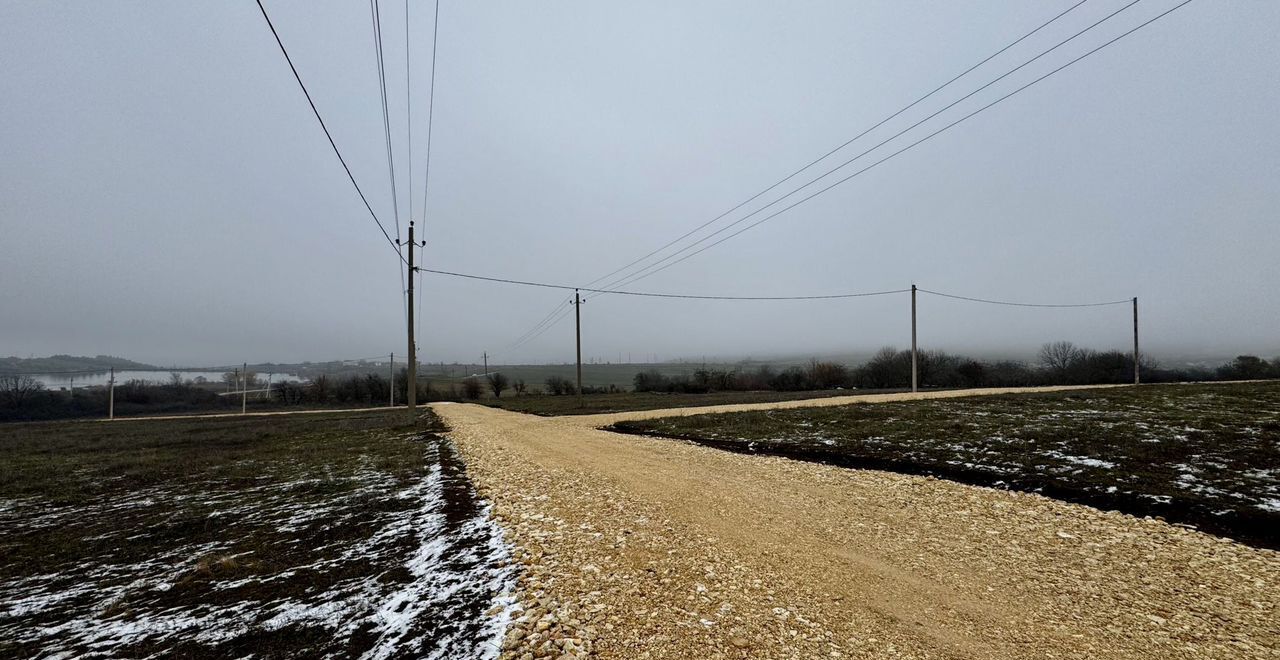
left=405, top=0, right=414, bottom=225
left=582, top=0, right=1092, bottom=291
left=598, top=0, right=1158, bottom=295
left=918, top=288, right=1131, bottom=308
left=498, top=302, right=576, bottom=358
left=602, top=0, right=1193, bottom=297
left=420, top=0, right=441, bottom=230
left=504, top=305, right=575, bottom=354
left=414, top=0, right=441, bottom=354
left=370, top=0, right=409, bottom=330
left=370, top=0, right=402, bottom=238
left=419, top=267, right=910, bottom=300
left=253, top=0, right=405, bottom=265
left=500, top=1, right=1095, bottom=349
left=505, top=298, right=572, bottom=349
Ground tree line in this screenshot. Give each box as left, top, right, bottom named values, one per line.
left=3, top=345, right=1277, bottom=420
left=632, top=343, right=1280, bottom=393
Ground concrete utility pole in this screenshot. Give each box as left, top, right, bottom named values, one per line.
left=483, top=352, right=488, bottom=376
left=241, top=362, right=248, bottom=415
left=108, top=367, right=115, bottom=420
left=1133, top=297, right=1141, bottom=385
left=574, top=289, right=584, bottom=408
left=407, top=221, right=417, bottom=424
left=911, top=284, right=918, bottom=393
left=389, top=353, right=395, bottom=407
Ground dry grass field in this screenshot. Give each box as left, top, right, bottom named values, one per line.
left=0, top=410, right=516, bottom=658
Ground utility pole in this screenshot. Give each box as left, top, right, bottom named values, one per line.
left=483, top=352, right=488, bottom=376
left=241, top=361, right=248, bottom=415
left=911, top=284, right=918, bottom=393
left=573, top=290, right=584, bottom=408
left=1132, top=296, right=1140, bottom=385
left=389, top=353, right=395, bottom=407
left=407, top=221, right=417, bottom=424
left=108, top=367, right=115, bottom=420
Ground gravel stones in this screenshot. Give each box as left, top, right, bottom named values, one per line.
left=440, top=396, right=1279, bottom=659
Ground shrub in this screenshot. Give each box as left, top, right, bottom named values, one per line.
left=544, top=376, right=575, bottom=396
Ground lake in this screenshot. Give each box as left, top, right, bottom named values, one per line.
left=30, top=370, right=302, bottom=389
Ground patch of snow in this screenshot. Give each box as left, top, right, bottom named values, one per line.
left=1042, top=451, right=1116, bottom=470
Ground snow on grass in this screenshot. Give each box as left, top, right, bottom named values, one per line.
left=1042, top=451, right=1117, bottom=470
left=0, top=425, right=517, bottom=659
left=616, top=381, right=1280, bottom=547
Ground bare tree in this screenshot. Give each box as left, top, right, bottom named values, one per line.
left=1039, top=341, right=1082, bottom=373
left=0, top=374, right=44, bottom=407
left=512, top=378, right=527, bottom=396
left=486, top=372, right=510, bottom=398
left=461, top=377, right=483, bottom=400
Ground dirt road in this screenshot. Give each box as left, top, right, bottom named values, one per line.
left=435, top=388, right=1277, bottom=659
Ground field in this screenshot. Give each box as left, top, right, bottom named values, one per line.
left=610, top=382, right=1280, bottom=548
left=0, top=410, right=515, bottom=658
left=480, top=388, right=878, bottom=416
left=420, top=361, right=762, bottom=393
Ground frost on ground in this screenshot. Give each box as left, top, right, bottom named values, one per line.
left=0, top=411, right=516, bottom=659
left=612, top=381, right=1280, bottom=548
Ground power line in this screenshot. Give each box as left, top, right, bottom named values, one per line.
left=253, top=0, right=405, bottom=265
left=420, top=0, right=441, bottom=230
left=419, top=267, right=910, bottom=300
left=918, top=288, right=1131, bottom=308
left=405, top=0, right=414, bottom=225
left=582, top=0, right=1092, bottom=291
left=600, top=0, right=1192, bottom=293
left=504, top=304, right=575, bottom=355
left=497, top=2, right=1095, bottom=354
left=598, top=0, right=1152, bottom=294
left=370, top=0, right=409, bottom=331
left=370, top=0, right=402, bottom=239
left=414, top=0, right=441, bottom=356
left=505, top=298, right=571, bottom=349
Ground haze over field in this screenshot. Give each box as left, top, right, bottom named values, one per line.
left=2, top=1, right=1278, bottom=366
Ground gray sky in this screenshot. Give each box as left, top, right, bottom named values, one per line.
left=2, top=0, right=1277, bottom=367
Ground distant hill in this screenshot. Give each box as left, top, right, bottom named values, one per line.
left=0, top=354, right=158, bottom=374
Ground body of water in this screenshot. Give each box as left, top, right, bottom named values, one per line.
left=30, top=370, right=302, bottom=390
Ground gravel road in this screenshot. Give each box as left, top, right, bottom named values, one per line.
left=434, top=387, right=1277, bottom=659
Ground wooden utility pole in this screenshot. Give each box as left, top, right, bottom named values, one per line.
left=910, top=284, right=918, bottom=393
left=108, top=367, right=115, bottom=420
left=574, top=289, right=583, bottom=408
left=407, top=221, right=417, bottom=424
left=483, top=352, right=488, bottom=376
left=389, top=353, right=395, bottom=407
left=1133, top=296, right=1140, bottom=385
left=241, top=362, right=248, bottom=415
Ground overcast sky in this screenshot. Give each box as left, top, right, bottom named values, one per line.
left=2, top=0, right=1277, bottom=367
